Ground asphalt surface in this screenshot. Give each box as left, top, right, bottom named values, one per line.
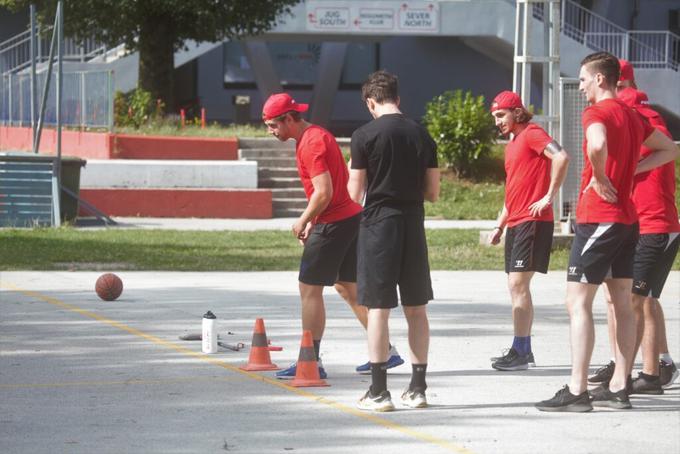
left=1, top=271, right=678, bottom=453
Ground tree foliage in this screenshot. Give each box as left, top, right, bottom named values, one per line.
left=423, top=90, right=497, bottom=179
left=0, top=0, right=298, bottom=109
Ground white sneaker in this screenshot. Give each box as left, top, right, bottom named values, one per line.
left=357, top=389, right=395, bottom=412
left=401, top=389, right=428, bottom=408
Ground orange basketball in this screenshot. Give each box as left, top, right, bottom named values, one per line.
left=95, top=273, right=123, bottom=301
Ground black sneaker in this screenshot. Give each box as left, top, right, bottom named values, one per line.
left=492, top=348, right=530, bottom=371
left=630, top=373, right=663, bottom=395
left=588, top=360, right=615, bottom=384
left=490, top=349, right=536, bottom=367
left=589, top=385, right=632, bottom=409
left=659, top=360, right=679, bottom=389
left=535, top=385, right=592, bottom=412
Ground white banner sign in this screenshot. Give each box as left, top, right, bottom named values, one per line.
left=306, top=1, right=440, bottom=34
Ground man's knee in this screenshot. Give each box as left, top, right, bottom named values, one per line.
left=299, top=282, right=324, bottom=300
left=631, top=294, right=646, bottom=314
left=403, top=304, right=428, bottom=320
left=507, top=273, right=532, bottom=298
left=334, top=281, right=356, bottom=302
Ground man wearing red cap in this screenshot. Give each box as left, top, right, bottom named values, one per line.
left=588, top=59, right=680, bottom=393
left=262, top=93, right=381, bottom=379
left=488, top=91, right=570, bottom=371
left=536, top=52, right=679, bottom=412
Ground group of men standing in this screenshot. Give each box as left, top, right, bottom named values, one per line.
left=261, top=50, right=679, bottom=413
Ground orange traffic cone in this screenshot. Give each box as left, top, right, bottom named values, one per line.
left=240, top=318, right=280, bottom=371
left=290, top=330, right=329, bottom=387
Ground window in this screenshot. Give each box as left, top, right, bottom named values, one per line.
left=223, top=41, right=379, bottom=89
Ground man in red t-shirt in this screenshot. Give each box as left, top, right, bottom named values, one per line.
left=262, top=93, right=387, bottom=379
left=536, top=52, right=679, bottom=412
left=488, top=91, right=570, bottom=371
left=588, top=60, right=680, bottom=393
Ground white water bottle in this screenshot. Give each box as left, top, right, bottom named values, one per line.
left=202, top=311, right=218, bottom=354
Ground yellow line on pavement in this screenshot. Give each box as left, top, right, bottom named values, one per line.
left=0, top=376, right=243, bottom=389
left=2, top=282, right=474, bottom=454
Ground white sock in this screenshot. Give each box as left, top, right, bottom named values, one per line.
left=660, top=353, right=673, bottom=365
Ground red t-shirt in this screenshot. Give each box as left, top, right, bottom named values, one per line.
left=296, top=125, right=362, bottom=224
left=504, top=123, right=553, bottom=227
left=577, top=98, right=654, bottom=224
left=631, top=110, right=680, bottom=234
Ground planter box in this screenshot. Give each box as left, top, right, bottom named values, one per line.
left=79, top=188, right=272, bottom=218
left=0, top=126, right=238, bottom=160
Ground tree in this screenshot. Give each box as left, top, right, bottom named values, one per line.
left=0, top=0, right=298, bottom=110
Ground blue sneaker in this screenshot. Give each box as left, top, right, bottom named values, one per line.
left=356, top=346, right=405, bottom=374
left=275, top=360, right=327, bottom=380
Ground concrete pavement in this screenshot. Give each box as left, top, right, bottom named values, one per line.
left=1, top=271, right=678, bottom=454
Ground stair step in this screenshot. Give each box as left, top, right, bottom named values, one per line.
left=271, top=188, right=306, bottom=198
left=239, top=138, right=296, bottom=150
left=259, top=177, right=304, bottom=189
left=272, top=198, right=308, bottom=209
left=245, top=157, right=297, bottom=167
left=258, top=167, right=299, bottom=179
left=240, top=148, right=296, bottom=159
left=273, top=207, right=305, bottom=217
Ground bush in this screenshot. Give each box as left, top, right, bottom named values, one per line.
left=424, top=90, right=497, bottom=178
left=114, top=88, right=164, bottom=128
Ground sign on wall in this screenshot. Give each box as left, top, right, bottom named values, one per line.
left=306, top=1, right=440, bottom=34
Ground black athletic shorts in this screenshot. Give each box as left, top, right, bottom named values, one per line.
left=504, top=220, right=554, bottom=274
left=632, top=232, right=680, bottom=298
left=357, top=213, right=433, bottom=309
left=298, top=213, right=360, bottom=286
left=567, top=222, right=639, bottom=285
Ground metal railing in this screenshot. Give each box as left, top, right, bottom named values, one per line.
left=0, top=70, right=114, bottom=129
left=0, top=26, right=108, bottom=75
left=529, top=0, right=679, bottom=70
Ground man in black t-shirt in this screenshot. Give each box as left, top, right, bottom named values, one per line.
left=348, top=70, right=440, bottom=412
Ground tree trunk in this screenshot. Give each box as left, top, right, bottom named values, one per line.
left=138, top=17, right=175, bottom=111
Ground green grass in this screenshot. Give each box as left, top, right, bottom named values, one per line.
left=425, top=175, right=505, bottom=220
left=6, top=227, right=674, bottom=272
left=115, top=123, right=270, bottom=138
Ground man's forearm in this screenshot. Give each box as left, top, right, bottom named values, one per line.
left=299, top=191, right=331, bottom=225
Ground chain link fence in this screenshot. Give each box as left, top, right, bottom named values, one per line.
left=558, top=77, right=588, bottom=221
left=0, top=70, right=113, bottom=129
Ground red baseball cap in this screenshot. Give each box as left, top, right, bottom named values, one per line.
left=262, top=93, right=308, bottom=121
left=618, top=59, right=634, bottom=82
left=617, top=87, right=659, bottom=120
left=490, top=91, right=525, bottom=112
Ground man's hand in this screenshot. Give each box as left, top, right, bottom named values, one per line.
left=528, top=194, right=553, bottom=217
left=583, top=175, right=618, bottom=203
left=488, top=227, right=503, bottom=245
left=297, top=222, right=313, bottom=245
left=292, top=218, right=308, bottom=241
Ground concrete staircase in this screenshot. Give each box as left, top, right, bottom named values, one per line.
left=239, top=138, right=306, bottom=217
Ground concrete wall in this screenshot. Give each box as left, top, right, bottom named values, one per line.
left=588, top=0, right=678, bottom=31
left=80, top=160, right=258, bottom=189
left=194, top=36, right=517, bottom=134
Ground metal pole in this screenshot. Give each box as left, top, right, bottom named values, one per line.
left=108, top=70, right=114, bottom=131
left=33, top=9, right=59, bottom=154
left=30, top=4, right=37, bottom=149
left=80, top=71, right=86, bottom=128
left=513, top=1, right=522, bottom=93
left=8, top=72, right=12, bottom=126
left=521, top=2, right=531, bottom=108
left=54, top=0, right=63, bottom=227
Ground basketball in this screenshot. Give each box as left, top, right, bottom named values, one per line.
left=95, top=273, right=123, bottom=301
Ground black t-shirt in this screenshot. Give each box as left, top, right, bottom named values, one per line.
left=350, top=113, right=438, bottom=218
